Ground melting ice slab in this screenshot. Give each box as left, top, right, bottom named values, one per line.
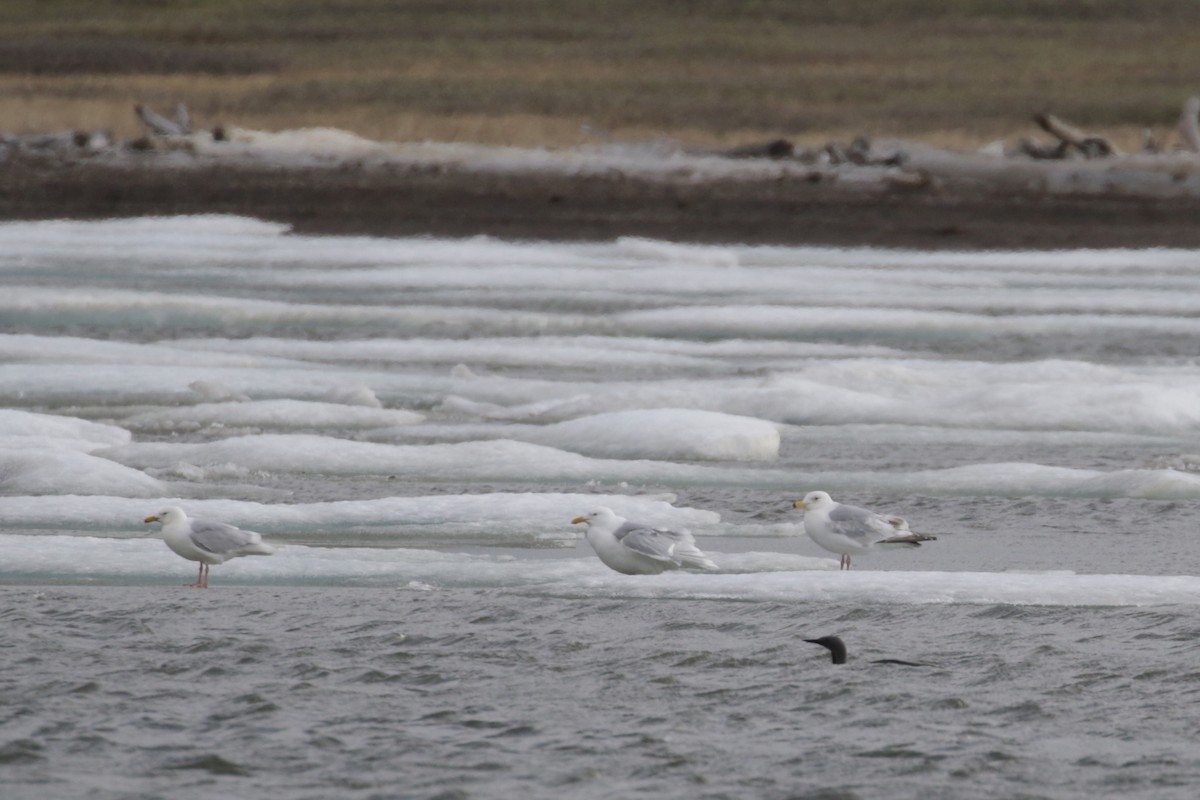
left=96, top=432, right=1200, bottom=498
left=395, top=408, right=782, bottom=462
left=0, top=492, right=725, bottom=545
left=0, top=409, right=130, bottom=449
left=0, top=409, right=154, bottom=496
left=0, top=449, right=165, bottom=497
left=122, top=399, right=423, bottom=433
left=3, top=534, right=1199, bottom=606
left=522, top=409, right=780, bottom=462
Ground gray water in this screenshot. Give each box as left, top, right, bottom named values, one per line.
left=5, top=587, right=1200, bottom=800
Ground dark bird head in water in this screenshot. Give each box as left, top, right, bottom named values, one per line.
left=804, top=634, right=931, bottom=667
left=805, top=635, right=848, bottom=664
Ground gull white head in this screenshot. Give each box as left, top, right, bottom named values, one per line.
left=793, top=491, right=834, bottom=511
left=571, top=507, right=621, bottom=529
left=144, top=506, right=187, bottom=526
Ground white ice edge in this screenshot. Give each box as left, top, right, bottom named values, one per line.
left=9, top=355, right=1200, bottom=441
left=0, top=492, right=728, bottom=540
left=6, top=430, right=1200, bottom=499
left=4, top=533, right=1198, bottom=606
left=1, top=214, right=1198, bottom=272
left=18, top=284, right=1200, bottom=339
left=93, top=434, right=1200, bottom=498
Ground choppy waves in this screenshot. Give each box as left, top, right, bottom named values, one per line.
left=5, top=588, right=1200, bottom=799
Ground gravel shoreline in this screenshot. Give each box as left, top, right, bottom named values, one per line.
left=4, top=149, right=1200, bottom=249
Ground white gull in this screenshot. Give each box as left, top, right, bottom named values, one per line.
left=792, top=490, right=936, bottom=570
left=571, top=506, right=718, bottom=575
left=143, top=506, right=276, bottom=587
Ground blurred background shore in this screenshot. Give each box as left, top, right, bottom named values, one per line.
left=4, top=1, right=1200, bottom=248
left=8, top=1, right=1200, bottom=150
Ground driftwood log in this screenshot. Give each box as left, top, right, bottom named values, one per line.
left=716, top=138, right=795, bottom=159
left=1180, top=95, right=1200, bottom=153
left=0, top=129, right=113, bottom=156
left=1033, top=113, right=1120, bottom=158
left=817, top=137, right=905, bottom=167
left=135, top=103, right=192, bottom=136
left=1141, top=128, right=1160, bottom=154
left=1015, top=137, right=1068, bottom=160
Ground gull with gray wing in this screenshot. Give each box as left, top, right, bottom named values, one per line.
left=792, top=490, right=936, bottom=570
left=571, top=507, right=718, bottom=575
left=143, top=506, right=276, bottom=587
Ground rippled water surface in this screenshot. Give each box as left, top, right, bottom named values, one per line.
left=6, top=588, right=1200, bottom=800
left=4, top=218, right=1200, bottom=798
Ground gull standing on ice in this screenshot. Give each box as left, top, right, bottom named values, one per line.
left=571, top=507, right=718, bottom=575
left=143, top=506, right=275, bottom=588
left=792, top=490, right=936, bottom=570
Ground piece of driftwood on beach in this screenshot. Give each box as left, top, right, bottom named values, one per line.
left=1033, top=113, right=1120, bottom=158
left=134, top=103, right=192, bottom=137
left=1180, top=95, right=1200, bottom=153
left=4, top=93, right=1200, bottom=252
left=714, top=138, right=795, bottom=160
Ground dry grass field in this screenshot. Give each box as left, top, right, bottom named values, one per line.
left=3, top=1, right=1199, bottom=149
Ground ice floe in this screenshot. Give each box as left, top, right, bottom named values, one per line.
left=4, top=533, right=1198, bottom=606
left=121, top=399, right=423, bottom=433
left=7, top=217, right=1200, bottom=590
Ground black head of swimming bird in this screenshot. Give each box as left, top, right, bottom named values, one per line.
left=804, top=635, right=931, bottom=667
left=792, top=490, right=937, bottom=570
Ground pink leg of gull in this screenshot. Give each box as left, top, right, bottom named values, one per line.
left=188, top=562, right=208, bottom=588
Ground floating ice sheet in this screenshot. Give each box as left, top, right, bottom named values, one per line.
left=0, top=492, right=723, bottom=545
left=0, top=408, right=130, bottom=448
left=4, top=534, right=1198, bottom=606
left=121, top=399, right=424, bottom=433
left=93, top=433, right=1200, bottom=498
left=7, top=217, right=1200, bottom=592
left=400, top=409, right=782, bottom=462
left=0, top=448, right=164, bottom=497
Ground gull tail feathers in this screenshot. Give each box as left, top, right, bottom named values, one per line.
left=879, top=532, right=938, bottom=548
left=238, top=541, right=278, bottom=556
left=683, top=553, right=719, bottom=571
left=669, top=539, right=718, bottom=571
